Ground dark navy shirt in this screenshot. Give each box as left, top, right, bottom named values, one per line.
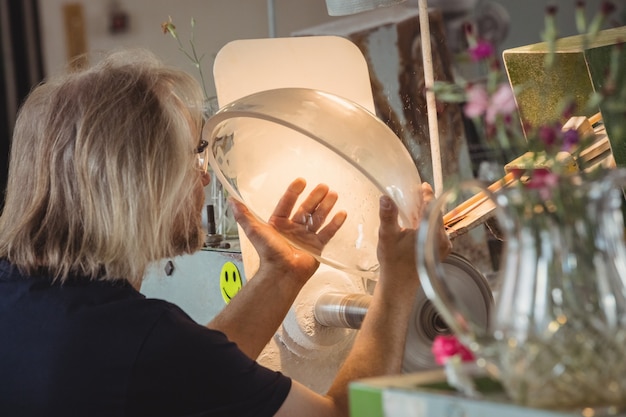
left=0, top=259, right=291, bottom=417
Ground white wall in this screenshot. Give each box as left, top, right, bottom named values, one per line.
left=37, top=0, right=624, bottom=98
left=495, top=0, right=624, bottom=51
left=37, top=0, right=337, bottom=96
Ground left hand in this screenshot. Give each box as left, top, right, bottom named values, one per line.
left=229, top=178, right=347, bottom=284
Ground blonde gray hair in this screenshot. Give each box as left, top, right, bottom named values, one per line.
left=0, top=49, right=206, bottom=285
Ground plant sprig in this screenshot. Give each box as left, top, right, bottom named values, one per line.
left=161, top=16, right=211, bottom=102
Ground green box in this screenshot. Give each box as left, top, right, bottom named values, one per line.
left=349, top=369, right=626, bottom=417
left=503, top=26, right=626, bottom=166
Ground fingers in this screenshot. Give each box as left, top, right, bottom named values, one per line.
left=316, top=210, right=347, bottom=244
left=228, top=197, right=263, bottom=246
left=420, top=182, right=453, bottom=258
left=421, top=182, right=435, bottom=204
left=271, top=178, right=307, bottom=219
left=420, top=182, right=435, bottom=219
left=271, top=179, right=342, bottom=234
left=239, top=178, right=347, bottom=252
left=229, top=197, right=255, bottom=234
left=291, top=184, right=335, bottom=232
left=378, top=195, right=400, bottom=242
left=230, top=196, right=289, bottom=256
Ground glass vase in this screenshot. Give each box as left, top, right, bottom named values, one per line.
left=418, top=168, right=626, bottom=411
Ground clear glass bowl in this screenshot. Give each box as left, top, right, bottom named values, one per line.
left=203, top=88, right=422, bottom=279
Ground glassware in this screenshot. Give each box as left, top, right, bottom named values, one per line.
left=207, top=174, right=239, bottom=240
left=203, top=97, right=239, bottom=241
left=202, top=87, right=422, bottom=279
left=417, top=168, right=626, bottom=410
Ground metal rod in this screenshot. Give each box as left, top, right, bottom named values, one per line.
left=267, top=0, right=276, bottom=38
left=314, top=292, right=372, bottom=329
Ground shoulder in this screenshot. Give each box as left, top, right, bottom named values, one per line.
left=127, top=304, right=292, bottom=416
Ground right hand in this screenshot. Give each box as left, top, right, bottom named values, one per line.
left=376, top=182, right=451, bottom=292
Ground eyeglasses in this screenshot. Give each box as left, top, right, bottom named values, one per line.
left=196, top=139, right=209, bottom=173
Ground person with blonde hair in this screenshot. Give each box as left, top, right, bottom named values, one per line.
left=0, top=48, right=447, bottom=416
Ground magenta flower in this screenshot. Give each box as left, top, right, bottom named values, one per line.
left=601, top=1, right=616, bottom=15
left=525, top=168, right=560, bottom=200
left=526, top=168, right=558, bottom=187
left=469, top=40, right=494, bottom=61
left=562, top=128, right=580, bottom=151
left=539, top=125, right=559, bottom=147
left=432, top=335, right=475, bottom=365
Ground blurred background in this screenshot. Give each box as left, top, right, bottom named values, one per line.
left=1, top=0, right=624, bottom=208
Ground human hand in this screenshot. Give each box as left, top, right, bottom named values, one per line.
left=229, top=178, right=347, bottom=284
left=421, top=183, right=453, bottom=260
left=376, top=182, right=451, bottom=292
left=268, top=178, right=347, bottom=256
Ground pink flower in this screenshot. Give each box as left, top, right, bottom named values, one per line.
left=463, top=84, right=489, bottom=119
left=469, top=40, right=494, bottom=61
left=525, top=168, right=559, bottom=200
left=486, top=84, right=517, bottom=124
left=526, top=168, right=558, bottom=187
left=432, top=335, right=475, bottom=365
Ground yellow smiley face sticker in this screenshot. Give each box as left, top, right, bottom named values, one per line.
left=220, top=261, right=243, bottom=304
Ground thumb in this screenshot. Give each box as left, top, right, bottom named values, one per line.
left=378, top=195, right=400, bottom=240
left=228, top=197, right=271, bottom=248
left=228, top=197, right=254, bottom=232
